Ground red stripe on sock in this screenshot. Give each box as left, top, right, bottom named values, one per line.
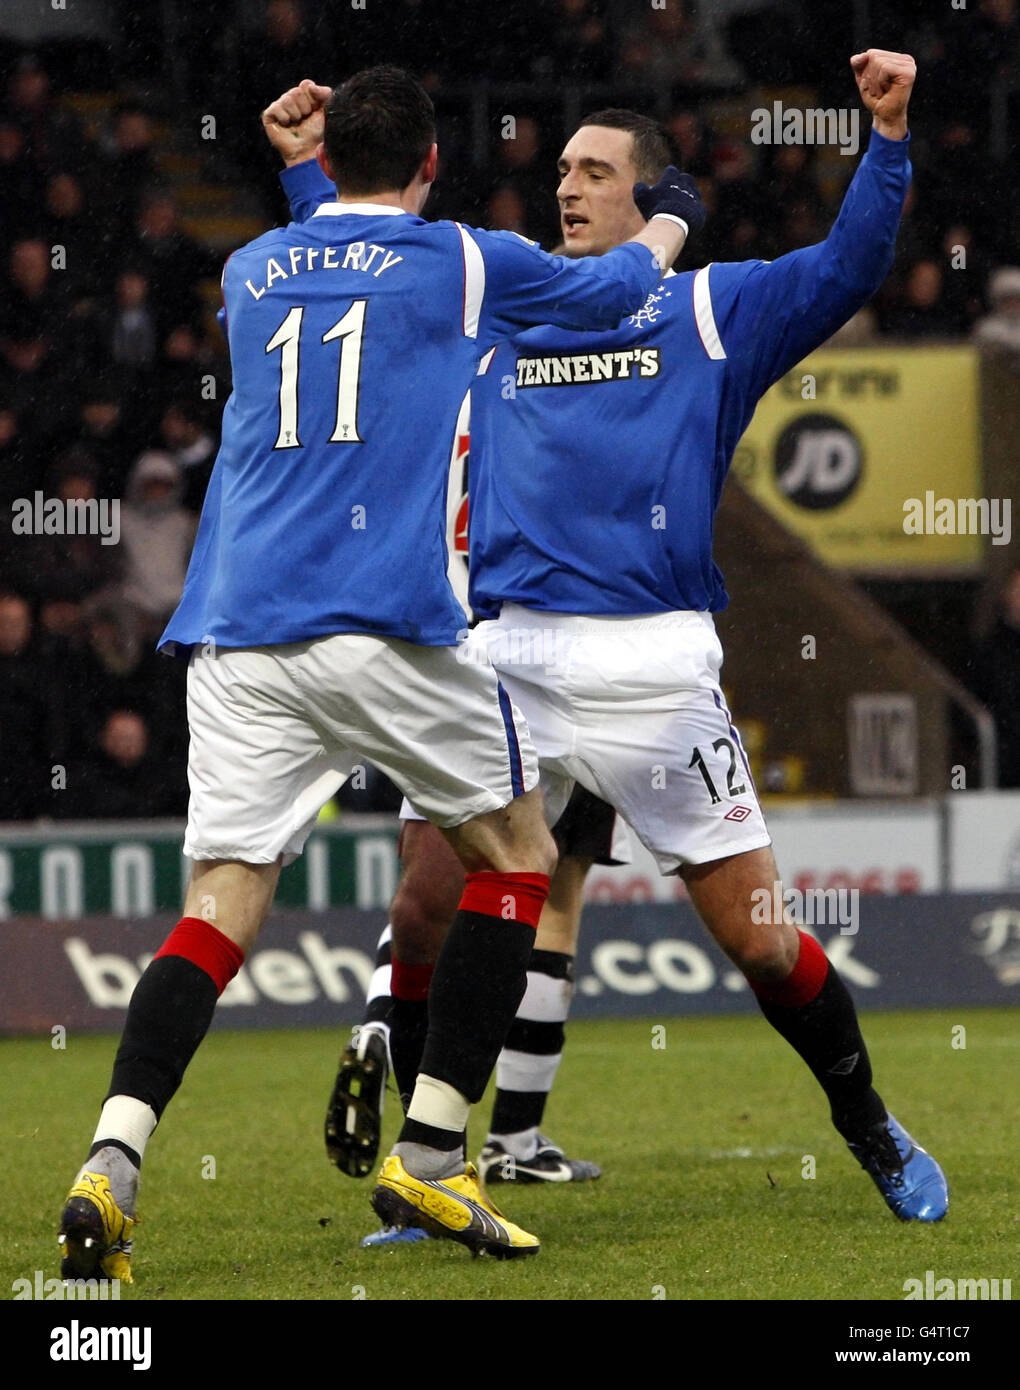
left=154, top=916, right=245, bottom=996
left=750, top=930, right=829, bottom=1008
left=460, top=871, right=550, bottom=929
left=391, top=959, right=434, bottom=1002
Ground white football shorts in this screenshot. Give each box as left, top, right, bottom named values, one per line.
left=184, top=632, right=536, bottom=864
left=466, top=606, right=771, bottom=873
left=397, top=783, right=633, bottom=865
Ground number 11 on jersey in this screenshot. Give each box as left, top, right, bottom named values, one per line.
left=265, top=300, right=367, bottom=449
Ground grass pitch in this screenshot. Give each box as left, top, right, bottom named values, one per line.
left=2, top=1010, right=1016, bottom=1302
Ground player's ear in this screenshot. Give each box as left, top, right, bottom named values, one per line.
left=315, top=142, right=332, bottom=181
left=422, top=142, right=438, bottom=185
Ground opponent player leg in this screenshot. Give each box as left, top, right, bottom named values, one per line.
left=58, top=643, right=348, bottom=1281
left=325, top=816, right=462, bottom=1179
left=480, top=783, right=625, bottom=1182
left=480, top=852, right=600, bottom=1182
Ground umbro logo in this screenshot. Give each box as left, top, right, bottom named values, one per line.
left=724, top=805, right=752, bottom=823
left=828, top=1052, right=860, bottom=1076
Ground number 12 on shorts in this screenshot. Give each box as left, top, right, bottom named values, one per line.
left=689, top=737, right=747, bottom=803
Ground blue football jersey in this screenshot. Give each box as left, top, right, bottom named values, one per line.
left=281, top=130, right=910, bottom=622
left=159, top=200, right=664, bottom=652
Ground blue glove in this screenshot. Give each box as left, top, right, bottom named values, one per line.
left=633, top=166, right=706, bottom=237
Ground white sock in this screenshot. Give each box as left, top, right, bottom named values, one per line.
left=489, top=1125, right=540, bottom=1161
left=406, top=1074, right=470, bottom=1134
left=92, top=1096, right=157, bottom=1163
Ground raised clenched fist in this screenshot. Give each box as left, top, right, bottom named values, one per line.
left=261, top=78, right=333, bottom=167
left=850, top=50, right=916, bottom=137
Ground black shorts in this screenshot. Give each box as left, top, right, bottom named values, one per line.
left=551, top=783, right=625, bottom=865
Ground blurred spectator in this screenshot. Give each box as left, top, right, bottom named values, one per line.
left=724, top=0, right=798, bottom=85
left=74, top=378, right=139, bottom=499
left=245, top=0, right=319, bottom=107
left=546, top=1, right=614, bottom=82
left=4, top=57, right=87, bottom=177
left=891, top=182, right=936, bottom=269
left=159, top=323, right=226, bottom=404
left=0, top=120, right=43, bottom=239
left=707, top=142, right=772, bottom=261
left=0, top=238, right=80, bottom=425
left=939, top=224, right=992, bottom=331
left=237, top=0, right=330, bottom=219
left=934, top=0, right=1020, bottom=130
left=972, top=266, right=1020, bottom=371
left=108, top=270, right=160, bottom=370
left=120, top=193, right=221, bottom=335
left=617, top=0, right=743, bottom=93
left=4, top=456, right=121, bottom=621
left=486, top=115, right=560, bottom=247
left=158, top=402, right=218, bottom=512
left=921, top=124, right=997, bottom=246
left=973, top=567, right=1020, bottom=787
left=118, top=452, right=197, bottom=622
left=0, top=592, right=64, bottom=819
left=666, top=109, right=716, bottom=178
left=486, top=185, right=530, bottom=237
left=763, top=145, right=828, bottom=223
left=0, top=399, right=27, bottom=511
left=65, top=593, right=185, bottom=763
left=2, top=238, right=67, bottom=342
left=882, top=260, right=963, bottom=338
left=39, top=172, right=110, bottom=301
left=99, top=104, right=160, bottom=227
left=62, top=709, right=187, bottom=819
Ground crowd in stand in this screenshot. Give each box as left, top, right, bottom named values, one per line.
left=1, top=0, right=1018, bottom=820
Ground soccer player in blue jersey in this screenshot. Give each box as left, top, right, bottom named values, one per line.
left=56, top=66, right=699, bottom=1277
left=280, top=49, right=948, bottom=1229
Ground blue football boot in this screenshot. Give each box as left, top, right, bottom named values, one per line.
left=360, top=1224, right=432, bottom=1248
left=847, top=1114, right=948, bottom=1222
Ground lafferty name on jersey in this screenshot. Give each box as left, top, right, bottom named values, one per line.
left=514, top=348, right=661, bottom=389
left=245, top=242, right=404, bottom=299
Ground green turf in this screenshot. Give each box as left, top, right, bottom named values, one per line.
left=2, top=1010, right=1016, bottom=1301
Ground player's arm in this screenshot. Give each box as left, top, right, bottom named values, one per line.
left=712, top=50, right=915, bottom=393
left=263, top=80, right=338, bottom=221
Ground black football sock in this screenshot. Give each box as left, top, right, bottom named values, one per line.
left=101, top=917, right=244, bottom=1128
left=390, top=996, right=430, bottom=1113
left=388, top=956, right=434, bottom=1114
left=396, top=872, right=550, bottom=1169
left=489, top=949, right=573, bottom=1156
left=751, top=930, right=886, bottom=1139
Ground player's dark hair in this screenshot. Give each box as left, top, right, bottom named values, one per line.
left=323, top=65, right=436, bottom=196
left=578, top=108, right=673, bottom=182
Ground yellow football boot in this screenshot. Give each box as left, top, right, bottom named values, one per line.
left=371, top=1155, right=539, bottom=1259
left=58, top=1149, right=138, bottom=1284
